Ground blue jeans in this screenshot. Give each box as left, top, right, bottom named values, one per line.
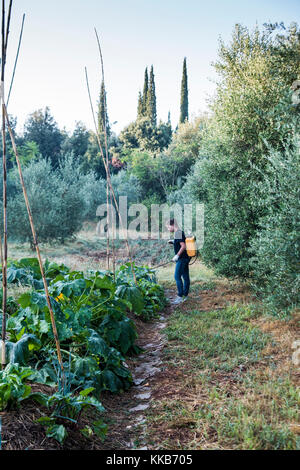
left=174, top=258, right=190, bottom=297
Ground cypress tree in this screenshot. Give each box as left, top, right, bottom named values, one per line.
left=98, top=80, right=110, bottom=137
left=147, top=65, right=157, bottom=127
left=137, top=91, right=143, bottom=118
left=142, top=67, right=149, bottom=116
left=167, top=111, right=171, bottom=125
left=180, top=57, right=189, bottom=124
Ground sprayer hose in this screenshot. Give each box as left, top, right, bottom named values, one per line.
left=151, top=253, right=198, bottom=270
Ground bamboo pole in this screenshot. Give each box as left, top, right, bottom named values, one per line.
left=0, top=0, right=64, bottom=375
left=0, top=236, right=4, bottom=276
left=1, top=0, right=9, bottom=370
left=6, top=13, right=25, bottom=107
left=98, top=55, right=116, bottom=278
left=2, top=104, right=64, bottom=372
left=101, top=80, right=116, bottom=277
left=95, top=32, right=114, bottom=274
left=92, top=30, right=137, bottom=284
left=105, top=130, right=111, bottom=271
left=109, top=178, right=116, bottom=279
left=84, top=67, right=109, bottom=270
left=85, top=66, right=137, bottom=284
left=0, top=234, right=4, bottom=354
left=1, top=100, right=7, bottom=370
left=4, top=0, right=12, bottom=51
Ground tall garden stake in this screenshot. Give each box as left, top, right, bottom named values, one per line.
left=85, top=66, right=137, bottom=285
left=3, top=104, right=64, bottom=373
left=0, top=0, right=64, bottom=375
left=1, top=0, right=10, bottom=370
left=95, top=30, right=116, bottom=278
left=6, top=13, right=25, bottom=106
left=87, top=29, right=137, bottom=284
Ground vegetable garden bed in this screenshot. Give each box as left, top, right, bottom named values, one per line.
left=0, top=258, right=166, bottom=447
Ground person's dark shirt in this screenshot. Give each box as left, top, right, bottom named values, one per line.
left=173, top=229, right=190, bottom=259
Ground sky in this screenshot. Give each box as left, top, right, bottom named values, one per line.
left=4, top=0, right=300, bottom=135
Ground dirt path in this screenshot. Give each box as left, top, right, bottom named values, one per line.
left=96, top=281, right=253, bottom=450
left=96, top=288, right=176, bottom=450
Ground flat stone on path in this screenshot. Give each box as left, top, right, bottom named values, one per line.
left=129, top=403, right=150, bottom=413
left=134, top=391, right=151, bottom=400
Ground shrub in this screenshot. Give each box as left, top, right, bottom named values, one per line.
left=5, top=154, right=98, bottom=244
left=250, top=139, right=300, bottom=312
left=87, top=170, right=142, bottom=221
left=178, top=23, right=300, bottom=281
left=110, top=170, right=141, bottom=204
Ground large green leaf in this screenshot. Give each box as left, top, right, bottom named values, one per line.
left=94, top=275, right=116, bottom=291
left=5, top=258, right=43, bottom=288
left=1, top=334, right=41, bottom=365
left=0, top=364, right=34, bottom=410
left=71, top=356, right=98, bottom=381
left=51, top=278, right=86, bottom=298
left=79, top=395, right=105, bottom=413
left=29, top=366, right=57, bottom=387
left=44, top=259, right=70, bottom=279
left=99, top=314, right=122, bottom=343
left=92, top=419, right=108, bottom=440
left=6, top=267, right=33, bottom=286
left=115, top=285, right=144, bottom=314
left=79, top=387, right=95, bottom=397
left=118, top=318, right=137, bottom=354
left=46, top=424, right=68, bottom=444
left=16, top=258, right=41, bottom=273
left=100, top=369, right=123, bottom=393
left=30, top=392, right=49, bottom=407
left=87, top=329, right=110, bottom=358
left=18, top=291, right=48, bottom=311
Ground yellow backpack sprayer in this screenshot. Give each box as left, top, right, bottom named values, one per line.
left=185, top=234, right=198, bottom=260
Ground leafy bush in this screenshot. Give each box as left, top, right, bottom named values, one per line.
left=3, top=259, right=166, bottom=399
left=31, top=387, right=106, bottom=444
left=110, top=170, right=141, bottom=204
left=116, top=263, right=167, bottom=321
left=85, top=169, right=142, bottom=221
left=0, top=364, right=33, bottom=411
left=123, top=150, right=164, bottom=201
left=180, top=23, right=300, bottom=285
left=23, top=107, right=64, bottom=166
left=250, top=140, right=300, bottom=312
left=124, top=143, right=197, bottom=202
left=4, top=154, right=99, bottom=244
left=119, top=116, right=172, bottom=153
left=193, top=155, right=263, bottom=278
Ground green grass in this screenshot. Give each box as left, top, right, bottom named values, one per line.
left=189, top=280, right=217, bottom=293
left=191, top=375, right=299, bottom=450
left=146, top=304, right=300, bottom=450
left=165, top=305, right=269, bottom=371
